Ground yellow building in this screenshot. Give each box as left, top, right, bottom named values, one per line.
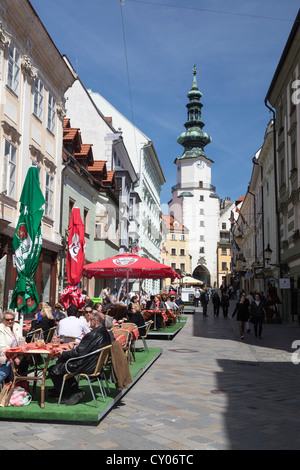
left=161, top=215, right=191, bottom=291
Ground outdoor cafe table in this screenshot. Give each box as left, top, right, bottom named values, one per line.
left=4, top=342, right=74, bottom=408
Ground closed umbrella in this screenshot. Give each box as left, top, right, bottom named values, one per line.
left=9, top=167, right=45, bottom=327
left=59, top=207, right=86, bottom=309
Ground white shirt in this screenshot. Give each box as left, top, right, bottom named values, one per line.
left=57, top=316, right=90, bottom=340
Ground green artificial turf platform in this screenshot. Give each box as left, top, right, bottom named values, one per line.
left=0, top=347, right=162, bottom=425
left=147, top=317, right=187, bottom=340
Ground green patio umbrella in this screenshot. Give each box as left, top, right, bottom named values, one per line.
left=9, top=167, right=45, bottom=320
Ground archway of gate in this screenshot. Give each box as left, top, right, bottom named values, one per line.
left=192, top=264, right=211, bottom=286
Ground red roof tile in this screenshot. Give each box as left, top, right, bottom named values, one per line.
left=88, top=160, right=106, bottom=173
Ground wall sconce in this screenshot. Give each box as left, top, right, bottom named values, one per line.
left=264, top=243, right=273, bottom=264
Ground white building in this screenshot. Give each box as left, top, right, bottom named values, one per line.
left=86, top=89, right=166, bottom=294
left=168, top=67, right=219, bottom=287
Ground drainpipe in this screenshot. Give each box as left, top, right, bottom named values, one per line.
left=264, top=100, right=282, bottom=279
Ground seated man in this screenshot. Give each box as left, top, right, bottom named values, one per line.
left=48, top=311, right=112, bottom=405
left=57, top=305, right=90, bottom=341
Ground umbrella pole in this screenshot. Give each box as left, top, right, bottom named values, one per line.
left=20, top=310, right=24, bottom=334
left=126, top=271, right=129, bottom=305
left=139, top=279, right=141, bottom=304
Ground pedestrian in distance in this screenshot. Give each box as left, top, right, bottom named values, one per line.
left=231, top=293, right=250, bottom=340
left=249, top=292, right=266, bottom=339
left=194, top=289, right=200, bottom=307
left=200, top=288, right=209, bottom=317
left=220, top=291, right=230, bottom=318
left=212, top=292, right=221, bottom=317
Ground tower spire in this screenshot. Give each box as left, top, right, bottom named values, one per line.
left=177, top=66, right=212, bottom=160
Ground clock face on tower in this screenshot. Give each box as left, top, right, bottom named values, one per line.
left=197, top=160, right=204, bottom=169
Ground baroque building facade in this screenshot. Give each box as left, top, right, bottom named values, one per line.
left=265, top=10, right=300, bottom=321
left=0, top=0, right=75, bottom=309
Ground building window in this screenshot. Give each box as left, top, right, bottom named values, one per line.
left=31, top=160, right=41, bottom=179
left=220, top=232, right=230, bottom=240
left=45, top=172, right=54, bottom=218
left=200, top=221, right=204, bottom=227
left=291, top=141, right=297, bottom=170
left=222, top=262, right=228, bottom=271
left=171, top=233, right=176, bottom=240
left=199, top=247, right=205, bottom=253
left=280, top=158, right=285, bottom=187
left=180, top=234, right=185, bottom=241
left=33, top=77, right=44, bottom=120
left=222, top=222, right=227, bottom=230
left=3, top=139, right=17, bottom=198
left=200, top=208, right=204, bottom=215
left=221, top=248, right=227, bottom=255
left=47, top=93, right=56, bottom=133
left=180, top=249, right=185, bottom=256
left=171, top=263, right=176, bottom=270
left=6, top=43, right=20, bottom=95
left=84, top=207, right=89, bottom=234
left=200, top=195, right=204, bottom=201
left=69, top=198, right=75, bottom=222
left=171, top=248, right=176, bottom=256
left=200, top=235, right=204, bottom=241
left=129, top=198, right=134, bottom=220
left=180, top=263, right=185, bottom=272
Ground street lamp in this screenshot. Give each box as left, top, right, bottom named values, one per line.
left=264, top=243, right=273, bottom=264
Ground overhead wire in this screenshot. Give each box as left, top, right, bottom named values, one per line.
left=126, top=0, right=296, bottom=23
left=119, top=0, right=139, bottom=164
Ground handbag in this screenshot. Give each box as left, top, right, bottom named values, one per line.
left=9, top=386, right=32, bottom=407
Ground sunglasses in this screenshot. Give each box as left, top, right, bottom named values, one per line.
left=4, top=318, right=14, bottom=322
left=85, top=310, right=93, bottom=313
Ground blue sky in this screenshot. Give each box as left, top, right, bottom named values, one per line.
left=30, top=0, right=299, bottom=212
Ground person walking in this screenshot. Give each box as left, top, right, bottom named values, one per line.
left=231, top=293, right=250, bottom=340
left=200, top=288, right=209, bottom=317
left=212, top=292, right=221, bottom=317
left=250, top=292, right=265, bottom=339
left=194, top=289, right=200, bottom=307
left=220, top=291, right=230, bottom=318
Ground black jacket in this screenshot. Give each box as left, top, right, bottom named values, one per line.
left=127, top=311, right=146, bottom=336
left=59, top=324, right=111, bottom=374
left=29, top=317, right=55, bottom=341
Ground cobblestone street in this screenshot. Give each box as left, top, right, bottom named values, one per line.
left=1, top=301, right=300, bottom=451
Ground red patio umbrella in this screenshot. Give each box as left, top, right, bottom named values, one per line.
left=82, top=253, right=180, bottom=280
left=82, top=253, right=180, bottom=297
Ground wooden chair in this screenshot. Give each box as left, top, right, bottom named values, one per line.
left=112, top=328, right=134, bottom=364
left=177, top=304, right=184, bottom=322
left=121, top=322, right=136, bottom=328
left=137, top=320, right=153, bottom=352
left=57, top=344, right=112, bottom=407
left=26, top=328, right=43, bottom=342
left=45, top=326, right=57, bottom=343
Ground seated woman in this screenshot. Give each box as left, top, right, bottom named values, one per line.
left=165, top=296, right=179, bottom=311
left=29, top=303, right=56, bottom=341
left=126, top=303, right=146, bottom=336
left=0, top=310, right=27, bottom=376
left=127, top=295, right=139, bottom=313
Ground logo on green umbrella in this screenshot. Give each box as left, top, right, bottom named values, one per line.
left=16, top=223, right=28, bottom=241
